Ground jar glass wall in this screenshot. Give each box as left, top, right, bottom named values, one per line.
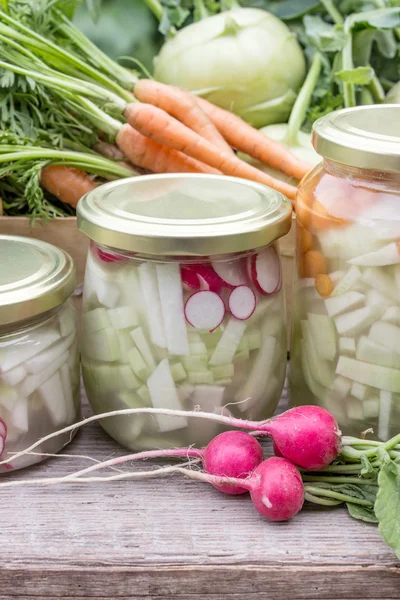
left=78, top=174, right=292, bottom=450
left=290, top=156, right=400, bottom=440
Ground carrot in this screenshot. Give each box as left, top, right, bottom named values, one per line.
left=196, top=97, right=312, bottom=181
left=40, top=165, right=98, bottom=207
left=300, top=250, right=326, bottom=278
left=315, top=274, right=334, bottom=298
left=134, top=80, right=233, bottom=154
left=297, top=223, right=314, bottom=253
left=124, top=104, right=297, bottom=200
left=94, top=140, right=125, bottom=161
left=311, top=199, right=348, bottom=230
left=116, top=124, right=221, bottom=175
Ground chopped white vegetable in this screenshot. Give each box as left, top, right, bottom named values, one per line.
left=361, top=267, right=398, bottom=302
left=10, top=398, right=29, bottom=433
left=147, top=359, right=188, bottom=432
left=378, top=391, right=392, bottom=441
left=349, top=242, right=400, bottom=267
left=330, top=266, right=362, bottom=297
left=130, top=327, right=156, bottom=370
left=1, top=364, right=27, bottom=386
left=346, top=397, right=363, bottom=421
left=187, top=371, right=214, bottom=384
left=369, top=321, right=400, bottom=355
left=39, top=371, right=67, bottom=426
left=307, top=313, right=337, bottom=361
left=60, top=363, right=76, bottom=423
left=382, top=306, right=400, bottom=325
left=332, top=376, right=352, bottom=399
left=338, top=338, right=356, bottom=356
left=58, top=304, right=76, bottom=337
left=26, top=332, right=75, bottom=374
left=82, top=308, right=111, bottom=333
left=356, top=336, right=400, bottom=370
left=209, top=318, right=247, bottom=366
left=138, top=263, right=167, bottom=349
left=363, top=397, right=380, bottom=419
left=236, top=335, right=276, bottom=411
left=365, top=289, right=392, bottom=309
left=301, top=321, right=335, bottom=388
left=170, top=362, right=187, bottom=382
left=324, top=291, right=365, bottom=317
left=128, top=347, right=151, bottom=381
left=108, top=306, right=138, bottom=330
left=334, top=306, right=379, bottom=336
left=336, top=356, right=400, bottom=393
left=83, top=328, right=120, bottom=362
left=157, top=264, right=189, bottom=356
left=0, top=328, right=60, bottom=373
left=351, top=381, right=369, bottom=401
left=20, top=351, right=69, bottom=397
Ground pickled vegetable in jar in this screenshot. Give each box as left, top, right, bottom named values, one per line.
left=77, top=174, right=292, bottom=450
left=290, top=105, right=400, bottom=441
left=0, top=236, right=80, bottom=471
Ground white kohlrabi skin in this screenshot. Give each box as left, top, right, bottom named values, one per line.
left=153, top=8, right=306, bottom=128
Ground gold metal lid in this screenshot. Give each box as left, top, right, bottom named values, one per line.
left=77, top=174, right=292, bottom=256
left=312, top=104, right=400, bottom=173
left=0, top=235, right=76, bottom=326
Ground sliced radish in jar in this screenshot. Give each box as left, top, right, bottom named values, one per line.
left=181, top=267, right=200, bottom=291
left=249, top=248, right=281, bottom=295
left=189, top=265, right=224, bottom=293
left=0, top=418, right=6, bottom=441
left=212, top=260, right=246, bottom=287
left=185, top=291, right=226, bottom=331
left=0, top=436, right=4, bottom=456
left=228, top=286, right=257, bottom=320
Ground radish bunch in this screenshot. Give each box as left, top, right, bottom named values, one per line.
left=182, top=246, right=281, bottom=330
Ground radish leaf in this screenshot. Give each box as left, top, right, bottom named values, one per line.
left=375, top=461, right=400, bottom=559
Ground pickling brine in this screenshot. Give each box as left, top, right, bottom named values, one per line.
left=77, top=174, right=292, bottom=450
left=0, top=236, right=80, bottom=471
left=290, top=105, right=400, bottom=441
left=81, top=242, right=286, bottom=449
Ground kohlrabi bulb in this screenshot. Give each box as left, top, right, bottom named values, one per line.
left=385, top=82, right=400, bottom=104
left=153, top=8, right=306, bottom=128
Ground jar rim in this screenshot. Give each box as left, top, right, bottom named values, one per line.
left=77, top=174, right=292, bottom=256
left=312, top=105, right=400, bottom=174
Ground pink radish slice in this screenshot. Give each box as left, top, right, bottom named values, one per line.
left=250, top=247, right=281, bottom=295
left=185, top=291, right=226, bottom=331
left=211, top=260, right=246, bottom=287
left=92, top=243, right=128, bottom=263
left=0, top=418, right=7, bottom=440
left=181, top=267, right=200, bottom=291
left=228, top=285, right=257, bottom=320
left=190, top=264, right=224, bottom=293
left=0, top=436, right=4, bottom=457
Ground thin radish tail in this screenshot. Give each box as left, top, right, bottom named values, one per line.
left=59, top=447, right=203, bottom=482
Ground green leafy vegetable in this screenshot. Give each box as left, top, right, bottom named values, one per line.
left=375, top=461, right=400, bottom=558
left=346, top=503, right=379, bottom=523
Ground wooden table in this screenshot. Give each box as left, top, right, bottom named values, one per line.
left=1, top=383, right=399, bottom=600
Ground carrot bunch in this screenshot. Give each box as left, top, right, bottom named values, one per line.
left=0, top=5, right=313, bottom=212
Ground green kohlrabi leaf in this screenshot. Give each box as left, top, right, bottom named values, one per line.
left=256, top=0, right=320, bottom=20
left=85, top=0, right=102, bottom=22
left=375, top=461, right=400, bottom=559
left=337, top=65, right=374, bottom=84
left=346, top=503, right=379, bottom=523
left=304, top=15, right=347, bottom=52
left=349, top=7, right=400, bottom=30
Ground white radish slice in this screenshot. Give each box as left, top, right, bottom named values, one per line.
left=0, top=436, right=4, bottom=456
left=185, top=291, right=226, bottom=331
left=211, top=260, right=246, bottom=287
left=228, top=286, right=256, bottom=320
left=249, top=247, right=281, bottom=295
left=0, top=419, right=7, bottom=440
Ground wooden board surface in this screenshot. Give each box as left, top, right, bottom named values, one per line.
left=0, top=381, right=398, bottom=600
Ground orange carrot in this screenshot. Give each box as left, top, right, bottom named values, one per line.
left=297, top=223, right=314, bottom=253
left=315, top=274, right=334, bottom=298
left=40, top=165, right=98, bottom=207
left=116, top=124, right=221, bottom=175
left=196, top=97, right=312, bottom=181
left=134, top=80, right=233, bottom=154
left=301, top=250, right=326, bottom=278
left=124, top=104, right=297, bottom=200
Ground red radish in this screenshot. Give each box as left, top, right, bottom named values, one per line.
left=0, top=436, right=5, bottom=457
left=248, top=247, right=281, bottom=295
left=248, top=457, right=304, bottom=521
left=0, top=418, right=7, bottom=441
left=202, top=431, right=263, bottom=495
left=273, top=440, right=284, bottom=458
left=212, top=259, right=247, bottom=287
left=185, top=291, right=226, bottom=331
left=57, top=430, right=264, bottom=496
left=93, top=244, right=127, bottom=263
left=181, top=267, right=201, bottom=291
left=193, top=264, right=225, bottom=293
left=260, top=406, right=342, bottom=470
left=228, top=285, right=257, bottom=320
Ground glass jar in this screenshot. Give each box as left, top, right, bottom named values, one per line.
left=290, top=105, right=400, bottom=441
left=0, top=235, right=80, bottom=471
left=77, top=174, right=292, bottom=450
